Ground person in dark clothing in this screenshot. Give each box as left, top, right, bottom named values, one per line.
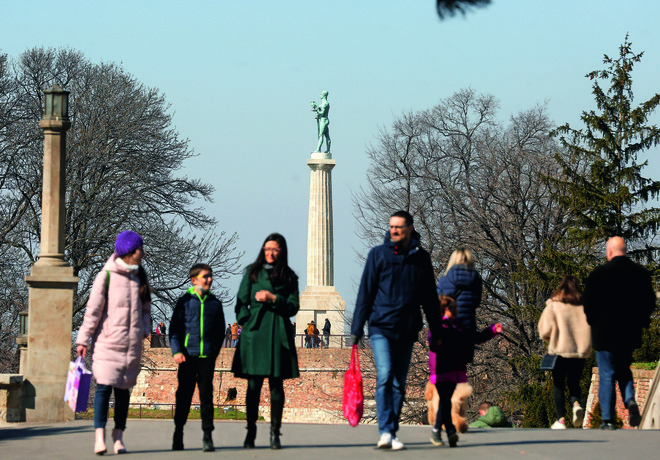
left=351, top=210, right=440, bottom=450
left=583, top=237, right=656, bottom=429
left=231, top=233, right=300, bottom=450
left=322, top=318, right=331, bottom=347
left=170, top=263, right=225, bottom=452
left=436, top=248, right=482, bottom=363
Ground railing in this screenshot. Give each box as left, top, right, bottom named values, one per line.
left=150, top=333, right=370, bottom=349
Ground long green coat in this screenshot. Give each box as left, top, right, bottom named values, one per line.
left=231, top=265, right=300, bottom=379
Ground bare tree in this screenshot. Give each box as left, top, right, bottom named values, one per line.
left=353, top=89, right=571, bottom=424
left=0, top=47, right=242, bottom=371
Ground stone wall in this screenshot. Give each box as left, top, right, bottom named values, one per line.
left=134, top=341, right=358, bottom=424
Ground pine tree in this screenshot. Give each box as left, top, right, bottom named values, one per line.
left=549, top=34, right=660, bottom=261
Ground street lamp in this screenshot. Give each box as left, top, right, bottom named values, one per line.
left=42, top=84, right=70, bottom=121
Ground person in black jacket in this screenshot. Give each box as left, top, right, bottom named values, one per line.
left=583, top=237, right=656, bottom=429
left=169, top=263, right=225, bottom=451
left=351, top=210, right=440, bottom=450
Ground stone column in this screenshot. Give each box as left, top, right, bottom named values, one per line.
left=23, top=85, right=79, bottom=422
left=297, top=152, right=345, bottom=348
left=306, top=154, right=335, bottom=286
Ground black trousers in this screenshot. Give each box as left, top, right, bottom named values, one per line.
left=551, top=356, right=585, bottom=421
left=174, top=356, right=216, bottom=432
left=246, top=377, right=284, bottom=427
left=434, top=381, right=457, bottom=434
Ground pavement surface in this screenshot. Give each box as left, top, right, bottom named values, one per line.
left=1, top=419, right=658, bottom=459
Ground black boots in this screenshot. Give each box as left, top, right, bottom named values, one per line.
left=243, top=424, right=256, bottom=449
left=270, top=426, right=281, bottom=450
left=202, top=431, right=214, bottom=452
left=172, top=428, right=184, bottom=451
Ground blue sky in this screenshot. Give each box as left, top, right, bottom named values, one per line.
left=4, top=1, right=660, bottom=324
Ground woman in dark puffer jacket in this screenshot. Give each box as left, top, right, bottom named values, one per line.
left=436, top=248, right=483, bottom=362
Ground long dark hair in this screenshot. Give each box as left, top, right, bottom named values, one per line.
left=248, top=233, right=294, bottom=286
left=551, top=275, right=583, bottom=305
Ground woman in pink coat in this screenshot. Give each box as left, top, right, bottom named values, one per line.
left=76, top=231, right=151, bottom=455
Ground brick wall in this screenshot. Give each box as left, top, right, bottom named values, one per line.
left=584, top=367, right=654, bottom=429
left=134, top=340, right=360, bottom=424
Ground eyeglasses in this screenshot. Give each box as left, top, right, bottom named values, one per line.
left=389, top=225, right=408, bottom=230
left=263, top=247, right=281, bottom=253
left=195, top=274, right=213, bottom=279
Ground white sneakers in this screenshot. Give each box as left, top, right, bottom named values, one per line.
left=573, top=403, right=585, bottom=428
left=377, top=432, right=392, bottom=448
left=551, top=418, right=567, bottom=429
left=391, top=437, right=404, bottom=450
left=377, top=432, right=404, bottom=450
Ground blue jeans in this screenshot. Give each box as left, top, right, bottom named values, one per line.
left=369, top=334, right=415, bottom=436
left=94, top=384, right=129, bottom=430
left=596, top=350, right=635, bottom=422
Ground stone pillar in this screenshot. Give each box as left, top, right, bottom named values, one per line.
left=23, top=85, right=79, bottom=422
left=306, top=154, right=335, bottom=286
left=298, top=152, right=345, bottom=347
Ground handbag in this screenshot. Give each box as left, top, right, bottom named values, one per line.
left=342, top=344, right=364, bottom=427
left=64, top=356, right=92, bottom=412
left=540, top=353, right=558, bottom=370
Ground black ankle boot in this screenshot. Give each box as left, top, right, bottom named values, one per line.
left=270, top=426, right=281, bottom=450
left=244, top=425, right=256, bottom=448
left=202, top=431, right=214, bottom=452
left=172, top=428, right=184, bottom=451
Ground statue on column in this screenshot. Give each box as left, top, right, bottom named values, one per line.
left=311, top=90, right=331, bottom=153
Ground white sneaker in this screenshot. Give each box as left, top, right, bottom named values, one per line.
left=391, top=437, right=404, bottom=450
left=573, top=404, right=585, bottom=428
left=551, top=418, right=567, bottom=429
left=377, top=432, right=392, bottom=449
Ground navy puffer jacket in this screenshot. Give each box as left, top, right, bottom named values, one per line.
left=437, top=264, right=482, bottom=362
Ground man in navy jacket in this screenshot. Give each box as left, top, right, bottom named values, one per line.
left=352, top=210, right=440, bottom=450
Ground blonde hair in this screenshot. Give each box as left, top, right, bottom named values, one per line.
left=445, top=248, right=475, bottom=274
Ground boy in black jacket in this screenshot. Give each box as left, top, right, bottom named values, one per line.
left=170, top=263, right=225, bottom=452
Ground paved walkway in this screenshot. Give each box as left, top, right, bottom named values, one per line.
left=1, top=420, right=658, bottom=459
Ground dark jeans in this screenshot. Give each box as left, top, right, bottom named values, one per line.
left=94, top=384, right=129, bottom=430
left=246, top=377, right=284, bottom=426
left=596, top=350, right=635, bottom=422
left=434, top=381, right=457, bottom=434
left=174, top=356, right=217, bottom=432
left=551, top=356, right=585, bottom=421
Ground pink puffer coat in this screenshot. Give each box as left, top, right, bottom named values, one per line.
left=77, top=254, right=151, bottom=389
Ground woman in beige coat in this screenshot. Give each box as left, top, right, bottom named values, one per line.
left=539, top=275, right=591, bottom=429
left=76, top=231, right=151, bottom=455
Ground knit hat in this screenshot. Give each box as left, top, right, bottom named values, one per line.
left=115, top=230, right=144, bottom=257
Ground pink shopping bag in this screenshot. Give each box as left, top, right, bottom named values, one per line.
left=64, top=356, right=92, bottom=412
left=342, top=344, right=363, bottom=427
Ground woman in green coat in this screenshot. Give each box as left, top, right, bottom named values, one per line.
left=231, top=233, right=300, bottom=449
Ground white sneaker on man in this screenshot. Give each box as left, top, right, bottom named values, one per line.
left=390, top=437, right=404, bottom=450
left=377, top=432, right=392, bottom=449
left=573, top=403, right=585, bottom=428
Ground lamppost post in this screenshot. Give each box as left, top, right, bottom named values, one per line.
left=23, top=84, right=79, bottom=422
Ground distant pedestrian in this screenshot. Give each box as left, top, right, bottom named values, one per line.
left=231, top=322, right=239, bottom=347
left=539, top=276, right=591, bottom=429
left=224, top=323, right=232, bottom=348
left=231, top=233, right=300, bottom=449
left=76, top=230, right=151, bottom=455
left=169, top=263, right=225, bottom=452
left=583, top=237, right=655, bottom=429
left=322, top=318, right=331, bottom=348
